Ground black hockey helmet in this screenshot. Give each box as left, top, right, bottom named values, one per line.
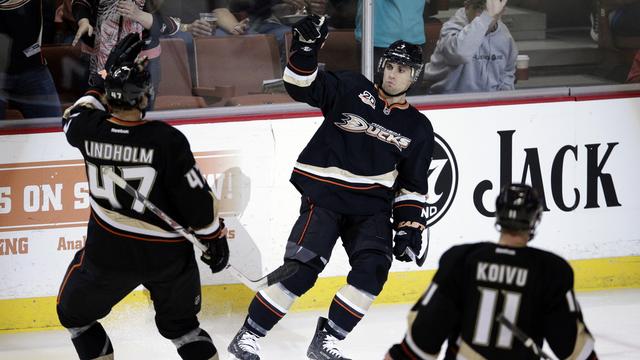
left=105, top=62, right=152, bottom=109
left=103, top=33, right=152, bottom=109
left=377, top=40, right=424, bottom=83
left=495, top=183, right=543, bottom=239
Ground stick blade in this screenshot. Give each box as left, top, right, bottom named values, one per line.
left=266, top=261, right=299, bottom=287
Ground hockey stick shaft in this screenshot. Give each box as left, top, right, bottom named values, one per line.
left=103, top=168, right=297, bottom=291
left=496, top=315, right=554, bottom=360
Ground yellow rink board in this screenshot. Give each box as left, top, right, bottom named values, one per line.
left=1, top=256, right=639, bottom=333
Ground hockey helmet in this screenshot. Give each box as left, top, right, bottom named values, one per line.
left=495, top=183, right=543, bottom=239
left=377, top=40, right=424, bottom=83
left=104, top=61, right=152, bottom=109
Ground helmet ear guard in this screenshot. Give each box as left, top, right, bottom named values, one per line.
left=495, top=183, right=543, bottom=240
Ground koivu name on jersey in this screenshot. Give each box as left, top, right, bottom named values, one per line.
left=84, top=140, right=155, bottom=164
left=334, top=113, right=411, bottom=151
left=476, top=261, right=528, bottom=287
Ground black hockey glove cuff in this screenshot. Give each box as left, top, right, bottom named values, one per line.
left=393, top=227, right=423, bottom=262
left=199, top=218, right=229, bottom=273
left=200, top=236, right=229, bottom=274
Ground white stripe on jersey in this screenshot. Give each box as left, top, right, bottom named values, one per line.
left=90, top=199, right=181, bottom=238
left=193, top=217, right=220, bottom=236
left=394, top=189, right=427, bottom=204
left=73, top=95, right=105, bottom=112
left=294, top=161, right=397, bottom=188
left=283, top=67, right=318, bottom=87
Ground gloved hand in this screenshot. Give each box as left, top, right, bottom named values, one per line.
left=104, top=33, right=145, bottom=73
left=291, top=14, right=328, bottom=54
left=200, top=236, right=229, bottom=273
left=393, top=227, right=422, bottom=262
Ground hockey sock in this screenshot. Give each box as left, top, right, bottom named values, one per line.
left=172, top=328, right=218, bottom=360
left=245, top=283, right=298, bottom=336
left=68, top=321, right=114, bottom=360
left=325, top=284, right=376, bottom=340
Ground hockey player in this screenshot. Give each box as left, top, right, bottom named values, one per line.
left=228, top=15, right=435, bottom=360
left=386, top=184, right=598, bottom=360
left=56, top=34, right=229, bottom=360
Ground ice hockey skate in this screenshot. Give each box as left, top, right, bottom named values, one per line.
left=306, top=317, right=351, bottom=360
left=228, top=326, right=261, bottom=360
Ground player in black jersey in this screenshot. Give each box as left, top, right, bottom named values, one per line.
left=228, top=15, right=435, bottom=360
left=56, top=34, right=228, bottom=360
left=386, top=183, right=598, bottom=360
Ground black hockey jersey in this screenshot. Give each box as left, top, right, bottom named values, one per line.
left=395, top=242, right=597, bottom=360
left=62, top=94, right=222, bottom=270
left=283, top=63, right=434, bottom=226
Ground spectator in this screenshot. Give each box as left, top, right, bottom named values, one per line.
left=0, top=0, right=62, bottom=119
left=386, top=184, right=598, bottom=360
left=71, top=0, right=179, bottom=109
left=423, top=0, right=517, bottom=94
left=157, top=1, right=249, bottom=84
left=355, top=0, right=427, bottom=85
left=590, top=0, right=640, bottom=42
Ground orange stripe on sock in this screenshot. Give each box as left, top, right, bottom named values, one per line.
left=256, top=293, right=285, bottom=318
left=333, top=297, right=363, bottom=319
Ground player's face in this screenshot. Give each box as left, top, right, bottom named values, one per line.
left=382, top=62, right=414, bottom=95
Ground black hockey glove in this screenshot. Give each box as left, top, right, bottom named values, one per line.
left=291, top=14, right=328, bottom=55
left=104, top=33, right=145, bottom=73
left=200, top=236, right=229, bottom=274
left=393, top=227, right=422, bottom=262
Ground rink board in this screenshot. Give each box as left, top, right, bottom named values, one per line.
left=1, top=96, right=639, bottom=331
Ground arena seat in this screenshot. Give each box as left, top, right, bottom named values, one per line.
left=4, top=109, right=24, bottom=120
left=285, top=30, right=360, bottom=73
left=41, top=44, right=89, bottom=110
left=155, top=38, right=206, bottom=110
left=193, top=34, right=282, bottom=104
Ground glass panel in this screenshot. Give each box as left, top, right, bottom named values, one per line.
left=1, top=0, right=639, bottom=121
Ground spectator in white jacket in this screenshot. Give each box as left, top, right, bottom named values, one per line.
left=424, top=0, right=517, bottom=94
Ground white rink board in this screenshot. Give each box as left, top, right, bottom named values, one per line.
left=1, top=98, right=639, bottom=300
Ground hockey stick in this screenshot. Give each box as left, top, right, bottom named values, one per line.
left=102, top=168, right=298, bottom=291
left=404, top=228, right=429, bottom=267
left=496, top=314, right=554, bottom=360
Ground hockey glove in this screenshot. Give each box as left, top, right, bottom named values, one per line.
left=104, top=33, right=145, bottom=73
left=200, top=236, right=229, bottom=274
left=393, top=227, right=422, bottom=262
left=291, top=14, right=328, bottom=55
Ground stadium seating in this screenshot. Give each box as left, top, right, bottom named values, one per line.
left=155, top=38, right=206, bottom=110
left=41, top=44, right=89, bottom=109
left=285, top=30, right=360, bottom=73
left=194, top=34, right=283, bottom=104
